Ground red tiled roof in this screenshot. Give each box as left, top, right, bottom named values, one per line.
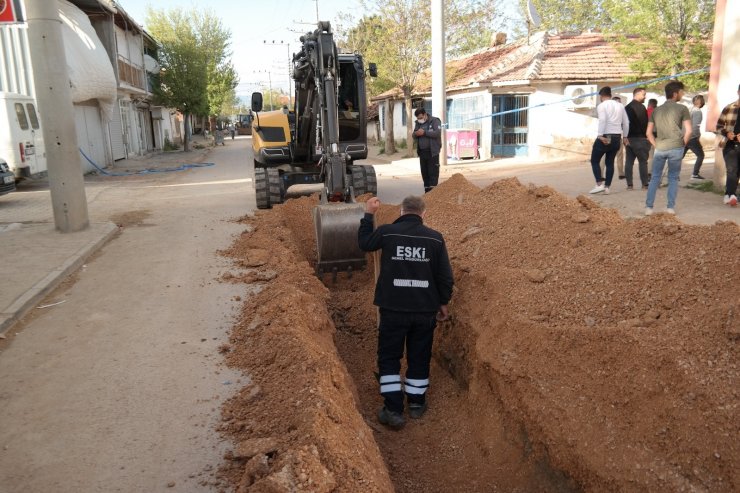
left=537, top=33, right=634, bottom=81
left=372, top=32, right=640, bottom=100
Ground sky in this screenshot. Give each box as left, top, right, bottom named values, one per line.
left=118, top=0, right=523, bottom=98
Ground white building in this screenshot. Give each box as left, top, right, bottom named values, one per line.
left=0, top=0, right=180, bottom=176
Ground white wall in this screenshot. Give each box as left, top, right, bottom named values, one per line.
left=0, top=24, right=34, bottom=96
left=527, top=82, right=664, bottom=159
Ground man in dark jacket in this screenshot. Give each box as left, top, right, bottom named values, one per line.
left=412, top=108, right=443, bottom=193
left=358, top=195, right=454, bottom=429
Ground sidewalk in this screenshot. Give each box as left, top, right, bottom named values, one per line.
left=0, top=148, right=211, bottom=337
left=0, top=222, right=118, bottom=334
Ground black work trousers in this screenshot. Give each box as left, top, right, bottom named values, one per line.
left=684, top=137, right=705, bottom=175
left=418, top=149, right=440, bottom=193
left=625, top=137, right=651, bottom=187
left=723, top=144, right=740, bottom=197
left=377, top=309, right=437, bottom=413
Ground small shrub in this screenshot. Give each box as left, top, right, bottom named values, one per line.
left=163, top=137, right=180, bottom=152
left=378, top=140, right=386, bottom=155
left=686, top=180, right=720, bottom=194
left=397, top=138, right=407, bottom=150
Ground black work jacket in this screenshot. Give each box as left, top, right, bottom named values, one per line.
left=358, top=213, right=454, bottom=313
left=413, top=116, right=443, bottom=156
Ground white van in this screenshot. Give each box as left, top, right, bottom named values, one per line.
left=0, top=92, right=47, bottom=179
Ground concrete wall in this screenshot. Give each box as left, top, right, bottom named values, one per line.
left=707, top=0, right=739, bottom=192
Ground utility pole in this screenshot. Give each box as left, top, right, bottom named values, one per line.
left=314, top=0, right=320, bottom=22
left=432, top=0, right=447, bottom=166
left=264, top=41, right=292, bottom=105
left=26, top=0, right=89, bottom=232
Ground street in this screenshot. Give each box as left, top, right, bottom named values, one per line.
left=0, top=137, right=253, bottom=491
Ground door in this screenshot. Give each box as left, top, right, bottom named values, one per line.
left=491, top=95, right=529, bottom=157
left=109, top=100, right=126, bottom=160
left=74, top=104, right=107, bottom=173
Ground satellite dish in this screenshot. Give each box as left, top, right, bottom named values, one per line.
left=527, top=0, right=542, bottom=28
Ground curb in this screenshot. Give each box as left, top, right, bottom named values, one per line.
left=0, top=222, right=119, bottom=336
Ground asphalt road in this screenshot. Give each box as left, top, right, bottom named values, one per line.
left=0, top=137, right=253, bottom=492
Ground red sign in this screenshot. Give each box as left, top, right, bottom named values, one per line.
left=446, top=130, right=479, bottom=160
left=0, top=0, right=19, bottom=23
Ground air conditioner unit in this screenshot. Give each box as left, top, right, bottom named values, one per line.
left=564, top=85, right=597, bottom=109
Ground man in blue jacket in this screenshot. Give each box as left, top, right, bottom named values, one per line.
left=413, top=108, right=443, bottom=193
left=358, top=195, right=454, bottom=429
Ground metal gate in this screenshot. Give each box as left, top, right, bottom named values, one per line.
left=491, top=95, right=529, bottom=157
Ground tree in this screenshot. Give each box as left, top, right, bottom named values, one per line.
left=192, top=12, right=239, bottom=118
left=523, top=0, right=611, bottom=33
left=145, top=7, right=237, bottom=151
left=522, top=0, right=713, bottom=90
left=607, top=0, right=714, bottom=90
left=342, top=0, right=500, bottom=157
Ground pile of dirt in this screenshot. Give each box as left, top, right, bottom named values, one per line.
left=218, top=174, right=738, bottom=492
left=217, top=202, right=393, bottom=492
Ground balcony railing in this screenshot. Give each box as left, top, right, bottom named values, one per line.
left=117, top=55, right=146, bottom=91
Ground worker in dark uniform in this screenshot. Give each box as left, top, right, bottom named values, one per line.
left=413, top=108, right=443, bottom=193
left=358, top=195, right=454, bottom=429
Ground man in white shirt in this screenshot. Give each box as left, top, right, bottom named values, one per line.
left=589, top=86, right=630, bottom=194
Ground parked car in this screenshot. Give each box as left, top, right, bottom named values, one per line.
left=0, top=158, right=16, bottom=196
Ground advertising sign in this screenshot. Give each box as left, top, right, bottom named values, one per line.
left=446, top=129, right=479, bottom=160
left=0, top=0, right=23, bottom=23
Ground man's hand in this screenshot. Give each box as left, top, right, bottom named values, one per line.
left=436, top=305, right=449, bottom=321
left=729, top=132, right=737, bottom=142
left=599, top=136, right=610, bottom=145
left=365, top=197, right=381, bottom=214
left=414, top=129, right=425, bottom=137
left=623, top=137, right=630, bottom=146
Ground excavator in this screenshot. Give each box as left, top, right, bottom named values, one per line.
left=250, top=21, right=378, bottom=280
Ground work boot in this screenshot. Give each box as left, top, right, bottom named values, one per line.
left=377, top=407, right=405, bottom=429
left=408, top=402, right=428, bottom=419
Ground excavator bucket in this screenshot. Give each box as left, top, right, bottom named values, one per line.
left=313, top=202, right=366, bottom=279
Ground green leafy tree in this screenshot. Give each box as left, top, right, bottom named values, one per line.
left=146, top=7, right=237, bottom=151
left=522, top=0, right=713, bottom=90
left=607, top=0, right=714, bottom=90
left=524, top=0, right=611, bottom=33
left=192, top=12, right=239, bottom=118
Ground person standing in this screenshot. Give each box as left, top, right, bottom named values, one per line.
left=358, top=195, right=454, bottom=429
left=589, top=86, right=629, bottom=194
left=624, top=87, right=651, bottom=190
left=412, top=108, right=442, bottom=193
left=715, top=84, right=740, bottom=206
left=613, top=96, right=626, bottom=179
left=647, top=98, right=658, bottom=119
left=644, top=80, right=691, bottom=215
left=685, top=95, right=706, bottom=179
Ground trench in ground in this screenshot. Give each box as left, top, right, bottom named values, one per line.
left=325, top=268, right=579, bottom=493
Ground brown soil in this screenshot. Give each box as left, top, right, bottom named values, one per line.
left=217, top=174, right=739, bottom=492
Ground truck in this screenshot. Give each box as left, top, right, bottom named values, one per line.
left=235, top=112, right=253, bottom=135
left=250, top=22, right=378, bottom=278
left=0, top=92, right=47, bottom=181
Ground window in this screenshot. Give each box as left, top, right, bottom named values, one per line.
left=380, top=105, right=385, bottom=131
left=15, top=103, right=29, bottom=130
left=446, top=96, right=483, bottom=131
left=26, top=104, right=40, bottom=129
left=338, top=60, right=361, bottom=141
